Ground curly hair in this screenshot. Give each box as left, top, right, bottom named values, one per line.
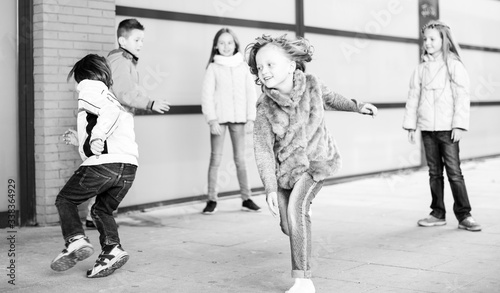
left=245, top=34, right=314, bottom=85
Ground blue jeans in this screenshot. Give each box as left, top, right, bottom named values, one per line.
left=55, top=163, right=137, bottom=248
left=208, top=123, right=251, bottom=201
left=277, top=173, right=323, bottom=279
left=421, top=131, right=472, bottom=222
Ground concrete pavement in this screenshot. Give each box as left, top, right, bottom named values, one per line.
left=2, top=156, right=500, bottom=292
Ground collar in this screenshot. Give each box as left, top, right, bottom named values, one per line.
left=263, top=70, right=306, bottom=108
left=213, top=52, right=244, bottom=67
left=118, top=47, right=139, bottom=63
left=77, top=79, right=108, bottom=93
left=423, top=52, right=444, bottom=62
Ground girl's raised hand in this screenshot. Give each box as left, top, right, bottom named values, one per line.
left=360, top=103, right=378, bottom=117
left=266, top=192, right=279, bottom=218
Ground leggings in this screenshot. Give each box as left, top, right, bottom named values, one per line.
left=277, top=173, right=323, bottom=278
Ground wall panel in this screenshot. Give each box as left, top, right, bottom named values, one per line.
left=440, top=0, right=500, bottom=48
left=306, top=33, right=419, bottom=103
left=117, top=0, right=295, bottom=24
left=304, top=0, right=419, bottom=39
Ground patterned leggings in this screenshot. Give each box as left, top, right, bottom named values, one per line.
left=277, top=173, right=323, bottom=278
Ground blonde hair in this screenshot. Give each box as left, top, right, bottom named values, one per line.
left=246, top=34, right=314, bottom=85
left=421, top=20, right=462, bottom=63
left=421, top=20, right=464, bottom=85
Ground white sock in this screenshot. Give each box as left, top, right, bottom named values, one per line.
left=285, top=278, right=315, bottom=293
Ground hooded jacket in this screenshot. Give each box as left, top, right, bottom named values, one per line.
left=76, top=80, right=138, bottom=166
left=254, top=70, right=364, bottom=193
left=201, top=53, right=257, bottom=124
left=403, top=54, right=470, bottom=131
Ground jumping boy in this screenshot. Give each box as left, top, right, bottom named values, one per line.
left=51, top=54, right=138, bottom=278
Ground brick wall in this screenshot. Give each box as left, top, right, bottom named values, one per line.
left=33, top=0, right=116, bottom=225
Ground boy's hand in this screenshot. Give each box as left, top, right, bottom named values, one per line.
left=209, top=120, right=222, bottom=136
left=90, top=138, right=104, bottom=158
left=62, top=129, right=78, bottom=146
left=408, top=130, right=416, bottom=144
left=451, top=128, right=463, bottom=143
left=266, top=192, right=279, bottom=218
left=360, top=103, right=378, bottom=117
left=152, top=99, right=170, bottom=113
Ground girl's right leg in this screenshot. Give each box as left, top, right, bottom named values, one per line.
left=207, top=125, right=227, bottom=201
left=278, top=173, right=323, bottom=293
left=421, top=131, right=446, bottom=220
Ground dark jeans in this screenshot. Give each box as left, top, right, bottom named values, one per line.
left=421, top=131, right=471, bottom=222
left=55, top=163, right=137, bottom=248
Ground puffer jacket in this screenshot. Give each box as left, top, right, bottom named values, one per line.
left=107, top=48, right=153, bottom=114
left=201, top=53, right=257, bottom=124
left=254, top=70, right=364, bottom=193
left=76, top=80, right=138, bottom=167
left=403, top=54, right=470, bottom=131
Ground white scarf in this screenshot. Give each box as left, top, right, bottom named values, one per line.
left=213, top=52, right=244, bottom=67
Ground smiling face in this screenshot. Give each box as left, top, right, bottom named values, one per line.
left=255, top=44, right=295, bottom=94
left=423, top=28, right=443, bottom=57
left=119, top=29, right=144, bottom=57
left=216, top=32, right=236, bottom=57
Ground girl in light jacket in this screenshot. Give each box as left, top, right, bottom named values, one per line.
left=201, top=28, right=261, bottom=214
left=403, top=20, right=481, bottom=232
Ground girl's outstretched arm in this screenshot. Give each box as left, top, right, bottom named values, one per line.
left=322, top=83, right=377, bottom=116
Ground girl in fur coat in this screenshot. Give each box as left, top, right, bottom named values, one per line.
left=201, top=28, right=261, bottom=214
left=246, top=35, right=377, bottom=293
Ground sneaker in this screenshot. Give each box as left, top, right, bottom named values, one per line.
left=458, top=216, right=482, bottom=232
left=242, top=199, right=261, bottom=212
left=86, top=220, right=96, bottom=229
left=417, top=215, right=446, bottom=227
left=202, top=200, right=217, bottom=214
left=50, top=235, right=94, bottom=272
left=87, top=244, right=129, bottom=278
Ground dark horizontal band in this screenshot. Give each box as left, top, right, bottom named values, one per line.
left=137, top=102, right=500, bottom=116
left=116, top=6, right=295, bottom=31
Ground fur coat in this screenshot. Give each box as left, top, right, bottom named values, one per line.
left=254, top=70, right=364, bottom=193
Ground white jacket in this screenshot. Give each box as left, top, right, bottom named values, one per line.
left=201, top=53, right=257, bottom=124
left=403, top=54, right=470, bottom=131
left=76, top=80, right=138, bottom=166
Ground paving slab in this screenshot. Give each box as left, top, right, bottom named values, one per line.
left=1, top=157, right=499, bottom=292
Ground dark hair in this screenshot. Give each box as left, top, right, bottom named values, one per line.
left=117, top=18, right=145, bottom=40
left=246, top=34, right=314, bottom=85
left=67, top=54, right=113, bottom=88
left=206, top=28, right=241, bottom=68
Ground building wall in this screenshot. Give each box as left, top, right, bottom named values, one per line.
left=26, top=0, right=500, bottom=225
left=33, top=0, right=116, bottom=225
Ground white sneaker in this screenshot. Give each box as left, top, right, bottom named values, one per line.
left=50, top=235, right=94, bottom=271
left=87, top=244, right=129, bottom=278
